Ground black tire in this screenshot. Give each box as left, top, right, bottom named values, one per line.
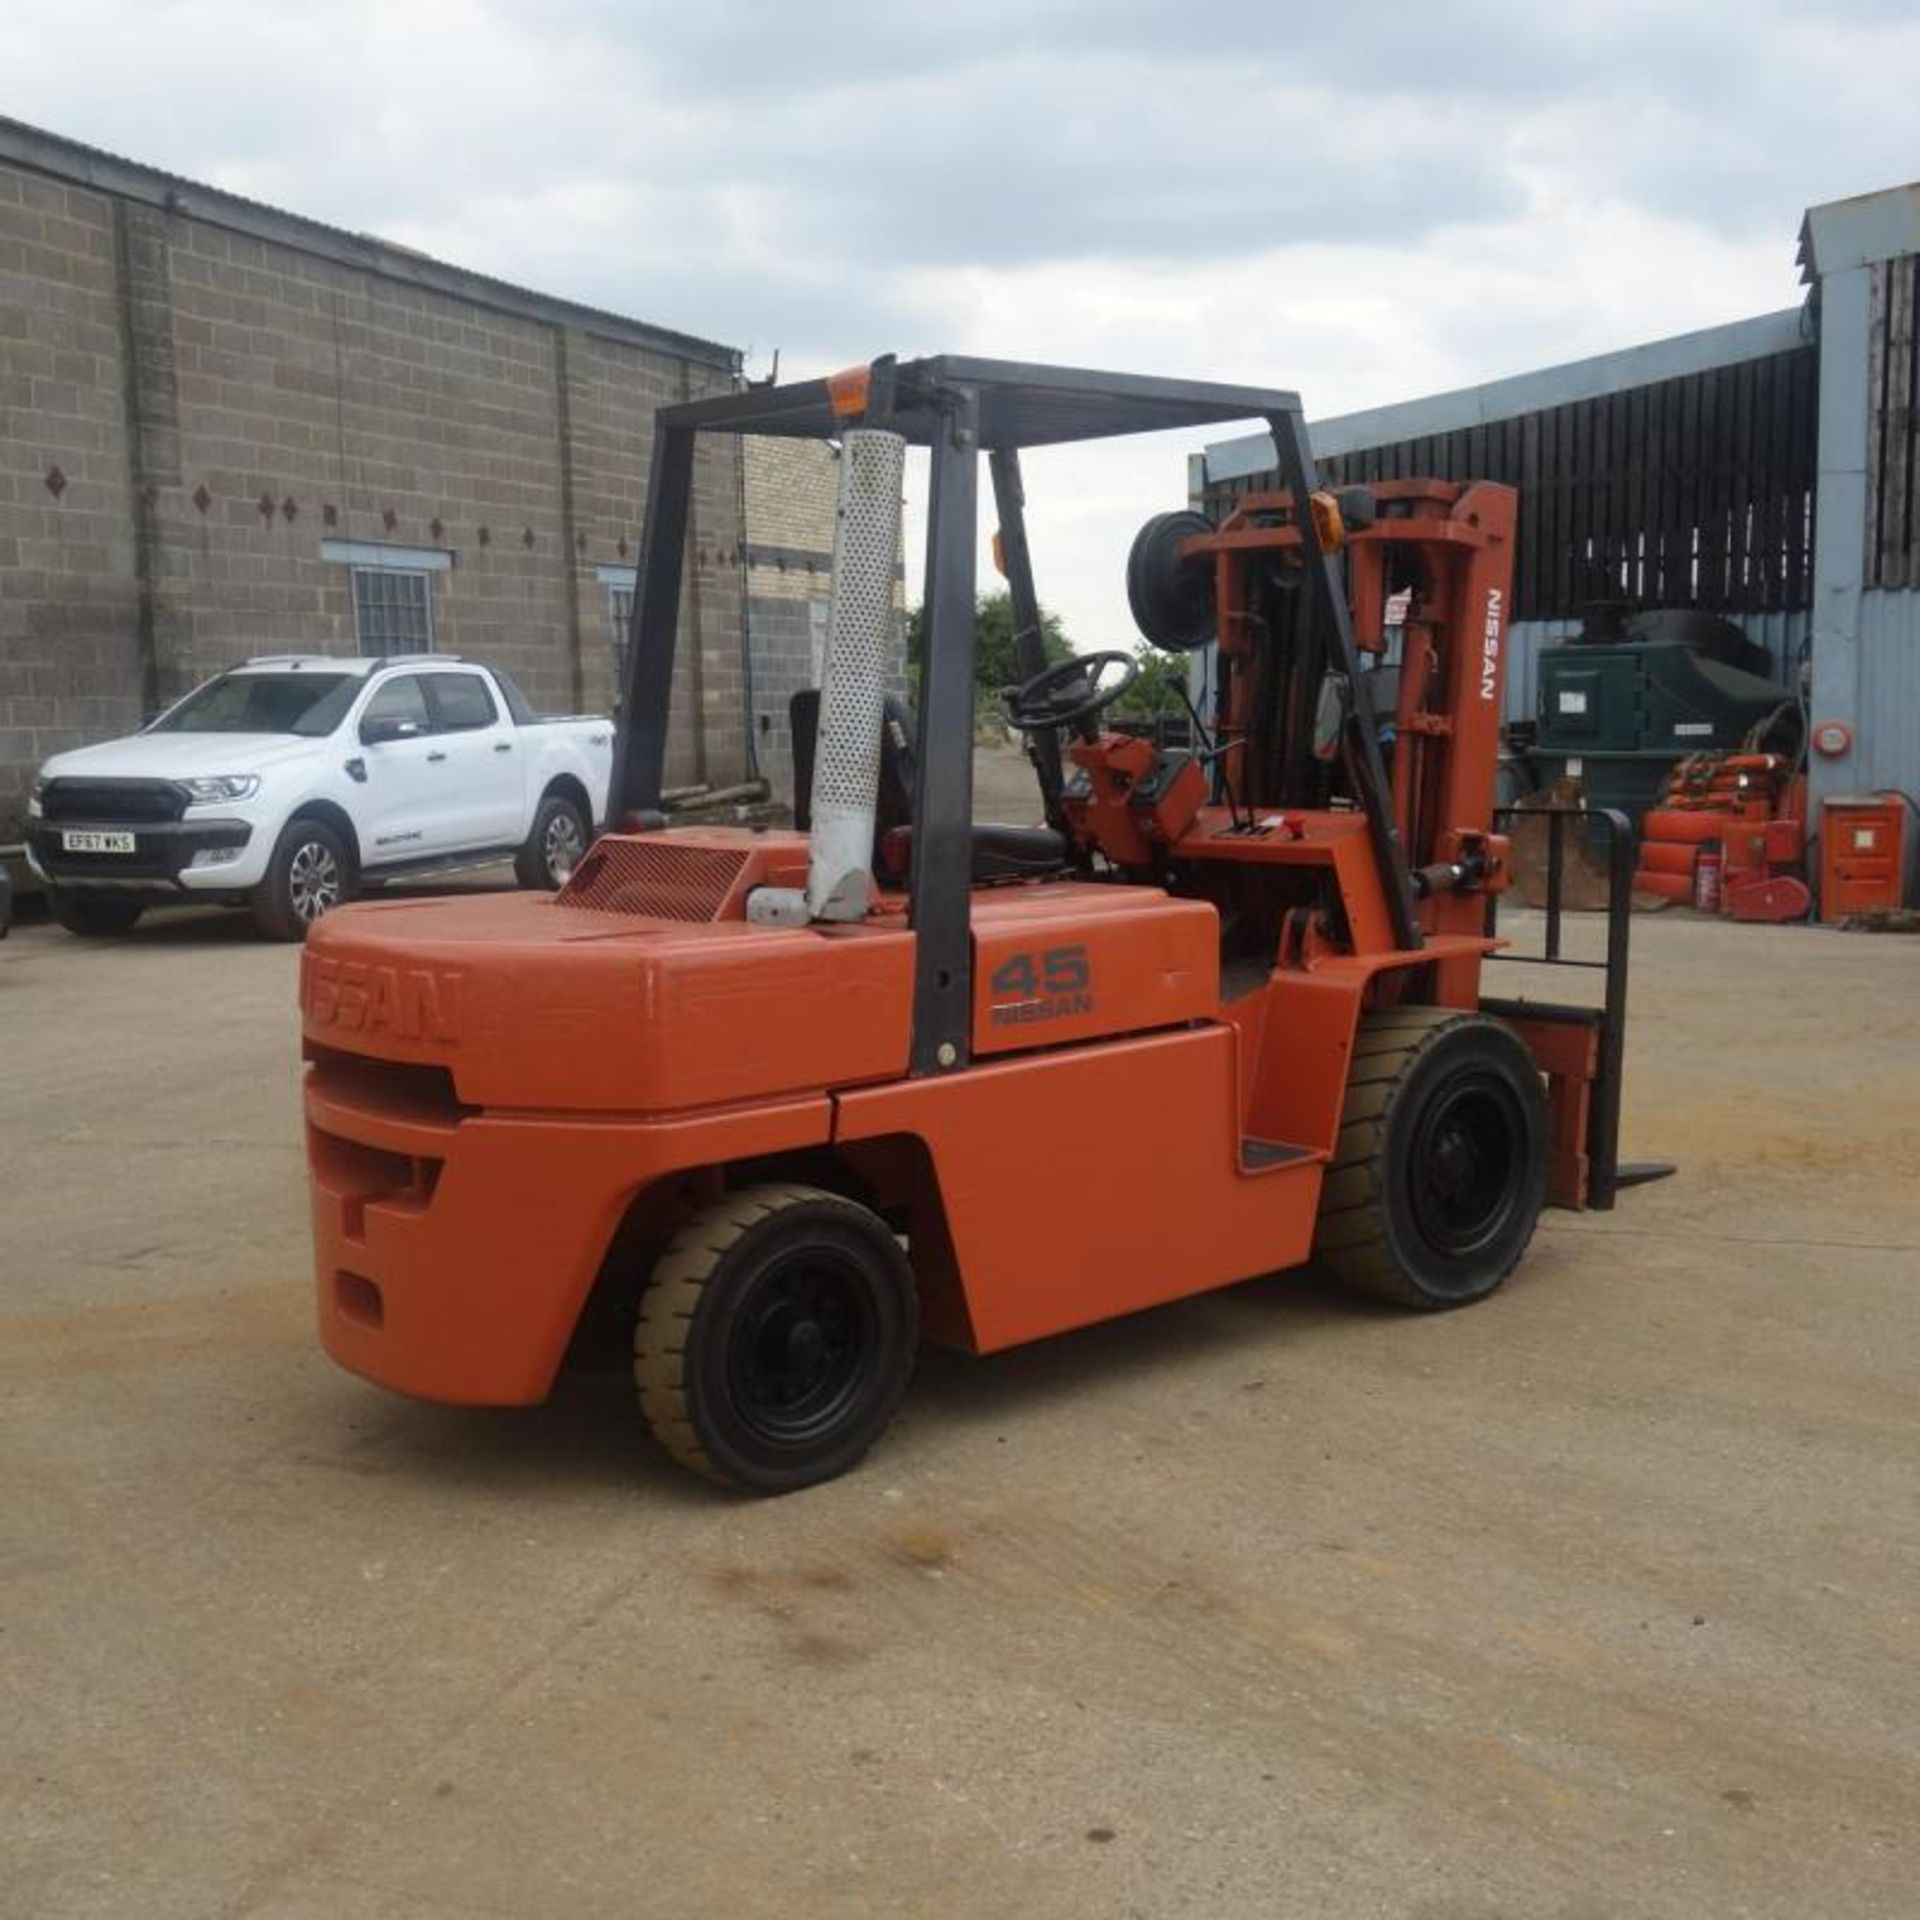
left=1126, top=509, right=1217, bottom=652
left=634, top=1182, right=919, bottom=1494
left=515, top=790, right=590, bottom=890
left=1315, top=1007, right=1547, bottom=1309
left=250, top=817, right=354, bottom=941
left=48, top=891, right=145, bottom=937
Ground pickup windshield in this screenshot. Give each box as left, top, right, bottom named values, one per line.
left=151, top=672, right=360, bottom=737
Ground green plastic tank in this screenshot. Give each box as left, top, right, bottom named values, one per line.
left=1527, top=609, right=1794, bottom=827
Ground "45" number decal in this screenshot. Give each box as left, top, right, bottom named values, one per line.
left=987, top=945, right=1094, bottom=1027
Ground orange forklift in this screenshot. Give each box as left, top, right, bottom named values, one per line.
left=302, top=356, right=1647, bottom=1492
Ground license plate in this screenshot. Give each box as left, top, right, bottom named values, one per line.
left=61, top=830, right=136, bottom=854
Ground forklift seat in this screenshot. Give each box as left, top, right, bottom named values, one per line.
left=880, top=821, right=1067, bottom=884
left=790, top=690, right=1067, bottom=884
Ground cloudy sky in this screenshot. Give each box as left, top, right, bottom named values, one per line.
left=10, top=1, right=1915, bottom=647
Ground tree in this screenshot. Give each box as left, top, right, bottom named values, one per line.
left=904, top=590, right=1072, bottom=698
left=1110, top=642, right=1191, bottom=721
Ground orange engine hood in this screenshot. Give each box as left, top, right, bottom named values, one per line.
left=300, top=889, right=915, bottom=1114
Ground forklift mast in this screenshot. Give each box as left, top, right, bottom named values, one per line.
left=1164, top=476, right=1521, bottom=956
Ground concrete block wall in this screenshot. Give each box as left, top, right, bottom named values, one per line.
left=148, top=218, right=578, bottom=702
left=745, top=436, right=836, bottom=803
left=742, top=435, right=905, bottom=807
left=0, top=125, right=782, bottom=839
left=0, top=169, right=143, bottom=813
left=559, top=327, right=748, bottom=791
left=682, top=389, right=748, bottom=792
left=563, top=329, right=666, bottom=717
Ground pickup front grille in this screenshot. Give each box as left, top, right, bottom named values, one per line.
left=40, top=777, right=188, bottom=823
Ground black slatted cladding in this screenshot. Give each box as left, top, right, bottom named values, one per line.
left=1207, top=344, right=1818, bottom=623
left=1867, top=253, right=1920, bottom=588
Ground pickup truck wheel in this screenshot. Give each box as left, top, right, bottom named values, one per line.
left=48, top=891, right=145, bottom=936
left=251, top=818, right=354, bottom=941
left=635, top=1183, right=919, bottom=1494
left=516, top=792, right=589, bottom=890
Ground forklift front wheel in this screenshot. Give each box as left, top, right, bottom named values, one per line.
left=634, top=1183, right=919, bottom=1494
left=1314, top=1009, right=1547, bottom=1309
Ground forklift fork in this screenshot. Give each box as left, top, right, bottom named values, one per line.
left=1481, top=806, right=1672, bottom=1209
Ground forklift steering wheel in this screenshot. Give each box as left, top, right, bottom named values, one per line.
left=1004, top=650, right=1140, bottom=733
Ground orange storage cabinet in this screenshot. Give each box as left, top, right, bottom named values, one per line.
left=1818, top=795, right=1910, bottom=921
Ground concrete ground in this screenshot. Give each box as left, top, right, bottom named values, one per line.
left=3, top=790, right=1918, bottom=1917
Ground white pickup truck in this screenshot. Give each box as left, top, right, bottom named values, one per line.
left=26, top=654, right=613, bottom=939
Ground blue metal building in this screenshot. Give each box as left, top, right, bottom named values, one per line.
left=1196, top=181, right=1920, bottom=823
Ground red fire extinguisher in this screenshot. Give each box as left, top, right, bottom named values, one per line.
left=1694, top=842, right=1724, bottom=915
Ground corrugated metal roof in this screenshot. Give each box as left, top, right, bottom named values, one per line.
left=0, top=114, right=739, bottom=370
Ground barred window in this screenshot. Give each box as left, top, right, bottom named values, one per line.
left=352, top=567, right=434, bottom=657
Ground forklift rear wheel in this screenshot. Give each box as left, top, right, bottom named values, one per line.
left=634, top=1183, right=919, bottom=1493
left=1315, top=1008, right=1547, bottom=1309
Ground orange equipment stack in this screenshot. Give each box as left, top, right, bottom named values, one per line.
left=1633, top=752, right=1811, bottom=922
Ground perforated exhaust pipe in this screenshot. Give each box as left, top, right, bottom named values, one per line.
left=801, top=428, right=906, bottom=921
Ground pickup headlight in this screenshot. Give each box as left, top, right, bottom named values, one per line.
left=26, top=778, right=44, bottom=819
left=180, top=774, right=262, bottom=804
